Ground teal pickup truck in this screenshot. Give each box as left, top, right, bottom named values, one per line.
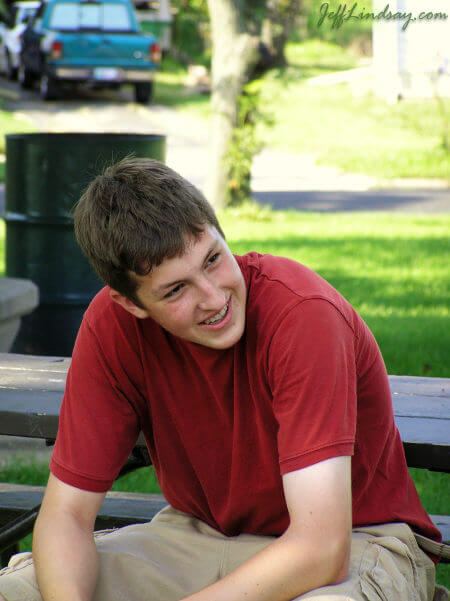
left=19, top=0, right=161, bottom=102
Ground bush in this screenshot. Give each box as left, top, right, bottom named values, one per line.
left=170, top=0, right=211, bottom=65
left=224, top=81, right=272, bottom=206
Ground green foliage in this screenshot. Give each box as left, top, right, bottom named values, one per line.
left=170, top=0, right=210, bottom=64
left=223, top=81, right=271, bottom=206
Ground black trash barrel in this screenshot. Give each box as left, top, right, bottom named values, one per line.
left=5, top=133, right=166, bottom=356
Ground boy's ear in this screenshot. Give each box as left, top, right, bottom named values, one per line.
left=109, top=289, right=149, bottom=319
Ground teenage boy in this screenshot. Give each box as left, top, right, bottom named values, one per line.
left=0, top=158, right=443, bottom=601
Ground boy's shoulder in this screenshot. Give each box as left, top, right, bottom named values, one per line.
left=83, top=286, right=137, bottom=336
left=237, top=252, right=357, bottom=336
left=237, top=252, right=339, bottom=303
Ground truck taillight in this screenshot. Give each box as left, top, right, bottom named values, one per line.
left=150, top=42, right=161, bottom=63
left=50, top=41, right=63, bottom=60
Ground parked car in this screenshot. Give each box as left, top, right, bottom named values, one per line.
left=0, top=1, right=40, bottom=79
left=19, top=0, right=161, bottom=102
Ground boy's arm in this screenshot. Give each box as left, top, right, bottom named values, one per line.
left=182, top=455, right=352, bottom=601
left=33, top=473, right=106, bottom=601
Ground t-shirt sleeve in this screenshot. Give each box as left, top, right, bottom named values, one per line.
left=50, top=315, right=141, bottom=492
left=268, top=298, right=357, bottom=475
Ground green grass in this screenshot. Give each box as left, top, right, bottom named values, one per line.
left=153, top=57, right=211, bottom=117
left=0, top=103, right=35, bottom=156
left=0, top=100, right=35, bottom=182
left=155, top=40, right=450, bottom=181
left=256, top=40, right=450, bottom=180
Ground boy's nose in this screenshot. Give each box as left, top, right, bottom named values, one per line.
left=197, top=277, right=226, bottom=312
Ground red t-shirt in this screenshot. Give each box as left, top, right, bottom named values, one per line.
left=50, top=253, right=440, bottom=541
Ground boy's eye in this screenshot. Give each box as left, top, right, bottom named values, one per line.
left=165, top=283, right=184, bottom=299
left=207, top=253, right=219, bottom=266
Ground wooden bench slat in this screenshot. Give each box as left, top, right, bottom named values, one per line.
left=0, top=484, right=167, bottom=530
left=389, top=375, right=449, bottom=396
left=395, top=416, right=450, bottom=445
left=0, top=484, right=448, bottom=546
left=0, top=355, right=69, bottom=371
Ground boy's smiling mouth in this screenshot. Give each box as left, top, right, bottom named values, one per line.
left=200, top=299, right=230, bottom=326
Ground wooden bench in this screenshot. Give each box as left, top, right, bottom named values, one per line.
left=0, top=353, right=449, bottom=567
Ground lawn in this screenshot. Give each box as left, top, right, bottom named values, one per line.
left=0, top=209, right=449, bottom=586
left=255, top=40, right=450, bottom=180
left=154, top=40, right=450, bottom=181
left=0, top=102, right=35, bottom=155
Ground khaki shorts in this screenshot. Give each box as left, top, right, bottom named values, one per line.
left=0, top=505, right=442, bottom=601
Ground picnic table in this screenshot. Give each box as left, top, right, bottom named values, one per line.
left=0, top=352, right=449, bottom=566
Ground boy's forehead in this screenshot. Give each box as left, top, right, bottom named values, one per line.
left=137, top=226, right=222, bottom=292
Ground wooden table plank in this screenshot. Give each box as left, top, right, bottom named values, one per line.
left=0, top=483, right=167, bottom=530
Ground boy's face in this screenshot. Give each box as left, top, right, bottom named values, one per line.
left=111, top=226, right=247, bottom=350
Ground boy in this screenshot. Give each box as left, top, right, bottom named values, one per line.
left=0, top=158, right=442, bottom=601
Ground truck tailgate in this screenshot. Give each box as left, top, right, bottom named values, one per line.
left=57, top=32, right=150, bottom=63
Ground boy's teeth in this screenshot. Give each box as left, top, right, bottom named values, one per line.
left=204, top=303, right=228, bottom=324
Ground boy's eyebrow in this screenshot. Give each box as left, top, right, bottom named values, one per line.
left=155, top=242, right=219, bottom=294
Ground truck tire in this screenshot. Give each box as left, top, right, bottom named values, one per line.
left=134, top=81, right=153, bottom=104
left=40, top=74, right=60, bottom=101
left=18, top=61, right=34, bottom=89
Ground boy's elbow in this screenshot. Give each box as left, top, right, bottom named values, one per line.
left=326, top=535, right=351, bottom=585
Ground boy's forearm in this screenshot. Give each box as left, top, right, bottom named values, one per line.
left=182, top=526, right=349, bottom=601
left=33, top=511, right=99, bottom=601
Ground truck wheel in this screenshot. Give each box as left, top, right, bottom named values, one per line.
left=5, top=51, right=17, bottom=81
left=18, top=61, right=34, bottom=89
left=40, top=74, right=60, bottom=101
left=134, top=82, right=153, bottom=104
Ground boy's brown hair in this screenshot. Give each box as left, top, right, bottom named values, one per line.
left=74, top=157, right=225, bottom=308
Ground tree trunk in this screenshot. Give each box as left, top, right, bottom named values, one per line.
left=205, top=0, right=258, bottom=210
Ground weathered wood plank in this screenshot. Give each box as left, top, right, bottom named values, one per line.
left=0, top=355, right=70, bottom=377
left=0, top=483, right=167, bottom=529
left=390, top=375, right=449, bottom=397
left=0, top=484, right=448, bottom=545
